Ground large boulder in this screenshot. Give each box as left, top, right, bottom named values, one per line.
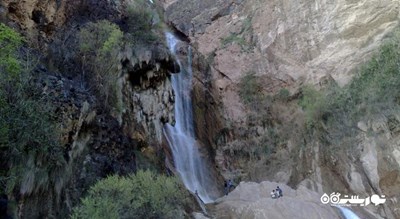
left=214, top=181, right=360, bottom=219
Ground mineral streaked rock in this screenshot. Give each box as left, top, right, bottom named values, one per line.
left=120, top=44, right=179, bottom=144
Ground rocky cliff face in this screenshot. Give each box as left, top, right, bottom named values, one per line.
left=2, top=0, right=179, bottom=160
left=163, top=0, right=399, bottom=120
left=1, top=0, right=123, bottom=44
left=162, top=0, right=400, bottom=218
left=120, top=43, right=179, bottom=145
left=1, top=0, right=68, bottom=38
left=1, top=0, right=181, bottom=217
left=2, top=0, right=400, bottom=217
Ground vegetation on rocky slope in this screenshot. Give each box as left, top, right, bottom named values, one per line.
left=299, top=30, right=400, bottom=151
left=124, top=0, right=159, bottom=44
left=0, top=0, right=176, bottom=217
left=71, top=170, right=189, bottom=219
left=235, top=71, right=286, bottom=158
left=233, top=29, right=400, bottom=182
left=0, top=23, right=67, bottom=200
left=76, top=0, right=158, bottom=111
left=78, top=20, right=123, bottom=110
left=0, top=23, right=23, bottom=76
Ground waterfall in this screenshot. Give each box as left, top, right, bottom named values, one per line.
left=163, top=32, right=216, bottom=204
left=336, top=206, right=360, bottom=219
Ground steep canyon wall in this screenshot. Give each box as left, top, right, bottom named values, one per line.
left=162, top=0, right=400, bottom=218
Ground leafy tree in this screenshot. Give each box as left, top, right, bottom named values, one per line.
left=71, top=170, right=188, bottom=219
left=78, top=20, right=123, bottom=109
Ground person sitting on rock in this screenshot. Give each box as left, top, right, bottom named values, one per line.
left=271, top=190, right=277, bottom=199
left=276, top=186, right=283, bottom=197
left=228, top=180, right=234, bottom=189
left=275, top=189, right=280, bottom=198
left=225, top=179, right=235, bottom=195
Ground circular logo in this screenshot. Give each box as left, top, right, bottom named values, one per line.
left=330, top=193, right=341, bottom=204
left=321, top=193, right=330, bottom=204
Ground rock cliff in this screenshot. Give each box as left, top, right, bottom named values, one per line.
left=162, top=0, right=399, bottom=119
left=2, top=0, right=400, bottom=218
left=161, top=0, right=400, bottom=218
left=213, top=181, right=342, bottom=219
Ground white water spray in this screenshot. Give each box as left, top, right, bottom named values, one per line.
left=164, top=32, right=216, bottom=203
left=336, top=206, right=360, bottom=219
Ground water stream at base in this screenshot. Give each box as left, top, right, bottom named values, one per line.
left=337, top=206, right=361, bottom=219
left=163, top=32, right=216, bottom=204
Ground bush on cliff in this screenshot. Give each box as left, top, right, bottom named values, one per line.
left=0, top=23, right=66, bottom=197
left=238, top=72, right=260, bottom=105
left=78, top=20, right=123, bottom=109
left=0, top=23, right=23, bottom=77
left=75, top=1, right=159, bottom=111
left=71, top=170, right=188, bottom=219
left=124, top=0, right=158, bottom=44
left=238, top=72, right=271, bottom=113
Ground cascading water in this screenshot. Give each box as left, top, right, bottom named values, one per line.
left=164, top=32, right=216, bottom=203
left=337, top=206, right=360, bottom=219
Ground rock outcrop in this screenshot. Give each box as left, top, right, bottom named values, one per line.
left=213, top=181, right=342, bottom=219
left=1, top=0, right=68, bottom=37
left=120, top=43, right=179, bottom=144
left=0, top=0, right=124, bottom=50
left=162, top=0, right=399, bottom=120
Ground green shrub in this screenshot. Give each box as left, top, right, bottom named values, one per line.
left=125, top=0, right=158, bottom=44
left=78, top=20, right=123, bottom=109
left=275, top=88, right=290, bottom=101
left=0, top=23, right=24, bottom=77
left=348, top=35, right=400, bottom=116
left=298, top=85, right=326, bottom=129
left=78, top=3, right=160, bottom=110
left=2, top=98, right=66, bottom=195
left=79, top=21, right=123, bottom=56
left=71, top=170, right=187, bottom=219
left=238, top=72, right=262, bottom=106
left=0, top=23, right=66, bottom=196
left=221, top=34, right=246, bottom=47
left=258, top=128, right=280, bottom=157
left=238, top=72, right=274, bottom=128
left=220, top=17, right=254, bottom=51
